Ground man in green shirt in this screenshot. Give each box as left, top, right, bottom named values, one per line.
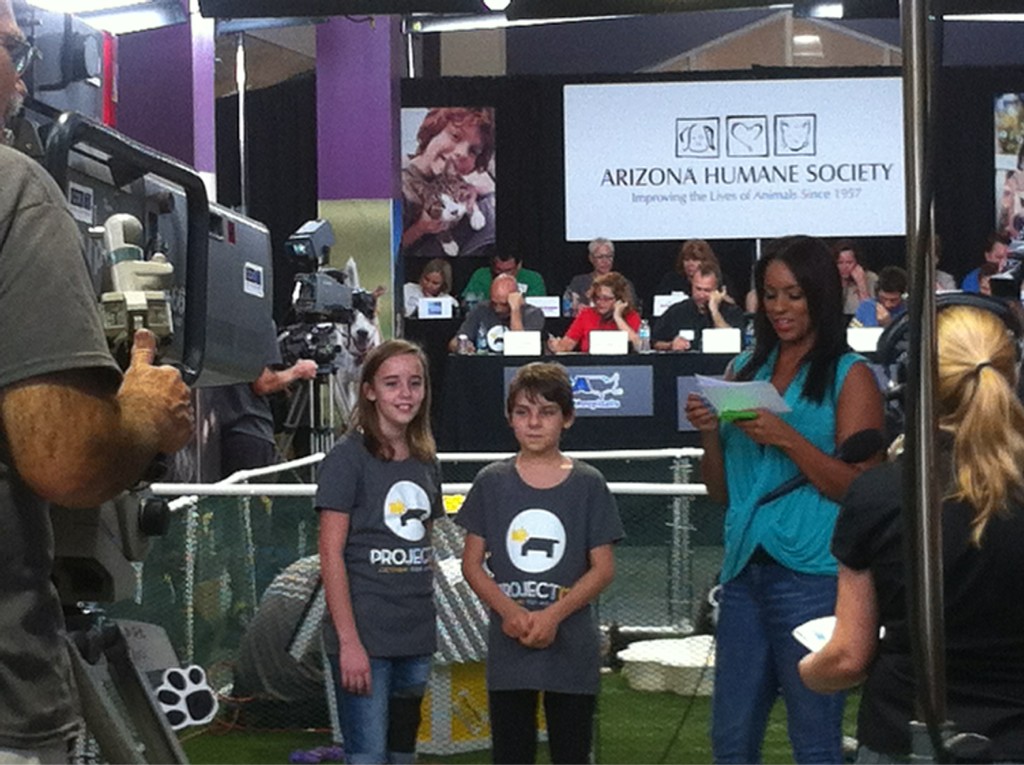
left=461, top=250, right=546, bottom=303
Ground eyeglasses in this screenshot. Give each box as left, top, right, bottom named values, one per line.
left=592, top=253, right=614, bottom=261
left=593, top=293, right=616, bottom=303
left=2, top=35, right=40, bottom=76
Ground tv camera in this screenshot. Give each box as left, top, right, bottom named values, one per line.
left=22, top=112, right=283, bottom=763
left=277, top=219, right=378, bottom=374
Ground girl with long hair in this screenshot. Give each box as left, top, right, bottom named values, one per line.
left=316, top=339, right=443, bottom=764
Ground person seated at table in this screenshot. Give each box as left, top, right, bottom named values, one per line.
left=652, top=262, right=744, bottom=351
left=548, top=272, right=641, bottom=354
left=850, top=265, right=907, bottom=329
left=977, top=261, right=1000, bottom=297
left=834, top=238, right=878, bottom=315
left=563, top=237, right=639, bottom=316
left=404, top=257, right=456, bottom=317
left=653, top=238, right=717, bottom=297
left=961, top=231, right=1011, bottom=294
left=449, top=273, right=545, bottom=352
left=460, top=247, right=546, bottom=307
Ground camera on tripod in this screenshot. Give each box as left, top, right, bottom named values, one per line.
left=279, top=220, right=378, bottom=373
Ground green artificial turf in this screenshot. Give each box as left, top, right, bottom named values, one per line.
left=181, top=672, right=860, bottom=765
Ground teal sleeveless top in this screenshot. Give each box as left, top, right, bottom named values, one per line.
left=719, top=348, right=866, bottom=582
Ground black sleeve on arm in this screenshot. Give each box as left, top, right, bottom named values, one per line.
left=831, top=461, right=902, bottom=570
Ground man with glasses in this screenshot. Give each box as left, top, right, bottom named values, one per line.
left=0, top=11, right=32, bottom=146
left=562, top=237, right=639, bottom=316
left=0, top=2, right=194, bottom=760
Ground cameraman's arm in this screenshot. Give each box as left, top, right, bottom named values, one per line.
left=251, top=359, right=318, bottom=396
left=1, top=330, right=193, bottom=509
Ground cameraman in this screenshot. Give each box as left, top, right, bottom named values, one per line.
left=0, top=2, right=194, bottom=760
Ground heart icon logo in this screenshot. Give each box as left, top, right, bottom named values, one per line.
left=730, top=122, right=763, bottom=152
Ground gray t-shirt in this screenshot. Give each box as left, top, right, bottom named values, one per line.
left=203, top=332, right=283, bottom=444
left=0, top=145, right=121, bottom=749
left=315, top=432, right=444, bottom=657
left=455, top=301, right=545, bottom=353
left=455, top=458, right=624, bottom=694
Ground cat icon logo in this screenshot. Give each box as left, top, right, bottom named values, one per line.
left=521, top=536, right=560, bottom=558
left=506, top=509, right=566, bottom=574
left=383, top=481, right=431, bottom=541
left=400, top=507, right=429, bottom=527
left=774, top=114, right=817, bottom=156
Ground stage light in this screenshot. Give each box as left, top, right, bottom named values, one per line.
left=795, top=1, right=843, bottom=17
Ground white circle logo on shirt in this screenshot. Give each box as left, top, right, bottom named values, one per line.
left=487, top=324, right=506, bottom=353
left=383, top=481, right=430, bottom=541
left=505, top=509, right=566, bottom=574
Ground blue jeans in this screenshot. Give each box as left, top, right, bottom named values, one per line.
left=328, top=654, right=431, bottom=764
left=711, top=561, right=845, bottom=764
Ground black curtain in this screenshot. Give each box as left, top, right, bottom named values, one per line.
left=935, top=67, right=1024, bottom=282
left=217, top=72, right=318, bottom=324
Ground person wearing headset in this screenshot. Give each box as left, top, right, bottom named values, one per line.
left=801, top=300, right=1024, bottom=763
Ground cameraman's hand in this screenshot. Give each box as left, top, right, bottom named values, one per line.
left=118, top=329, right=193, bottom=454
left=292, top=359, right=319, bottom=381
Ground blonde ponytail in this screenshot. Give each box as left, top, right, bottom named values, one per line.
left=937, top=306, right=1024, bottom=545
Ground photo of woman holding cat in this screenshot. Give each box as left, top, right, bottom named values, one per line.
left=400, top=106, right=496, bottom=259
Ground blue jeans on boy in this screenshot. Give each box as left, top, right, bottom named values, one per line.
left=328, top=654, right=431, bottom=764
left=711, top=561, right=845, bottom=764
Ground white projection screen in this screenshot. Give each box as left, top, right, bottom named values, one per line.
left=564, top=77, right=905, bottom=241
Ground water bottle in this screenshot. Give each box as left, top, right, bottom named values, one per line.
left=638, top=319, right=651, bottom=353
left=743, top=317, right=756, bottom=350
left=562, top=288, right=574, bottom=318
left=476, top=323, right=488, bottom=353
left=457, top=333, right=472, bottom=355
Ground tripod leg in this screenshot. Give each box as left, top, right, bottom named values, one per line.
left=66, top=633, right=146, bottom=765
left=66, top=625, right=189, bottom=764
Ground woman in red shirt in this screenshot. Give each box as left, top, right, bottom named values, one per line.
left=548, top=272, right=642, bottom=353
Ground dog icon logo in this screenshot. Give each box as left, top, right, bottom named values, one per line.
left=383, top=481, right=431, bottom=541
left=675, top=118, right=720, bottom=159
left=506, top=509, right=566, bottom=574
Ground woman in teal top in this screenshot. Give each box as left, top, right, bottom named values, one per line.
left=685, top=235, right=884, bottom=764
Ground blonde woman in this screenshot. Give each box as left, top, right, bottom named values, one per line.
left=800, top=303, right=1024, bottom=763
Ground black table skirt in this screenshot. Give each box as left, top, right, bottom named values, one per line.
left=435, top=351, right=734, bottom=452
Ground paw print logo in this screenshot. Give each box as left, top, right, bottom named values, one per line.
left=155, top=665, right=218, bottom=730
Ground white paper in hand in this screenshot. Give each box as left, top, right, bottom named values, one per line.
left=792, top=615, right=836, bottom=652
left=695, top=375, right=791, bottom=416
left=793, top=615, right=886, bottom=652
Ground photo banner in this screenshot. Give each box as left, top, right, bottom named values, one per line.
left=564, top=77, right=905, bottom=241
left=399, top=106, right=496, bottom=259
left=995, top=93, right=1024, bottom=241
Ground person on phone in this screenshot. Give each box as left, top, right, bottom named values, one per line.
left=652, top=261, right=744, bottom=351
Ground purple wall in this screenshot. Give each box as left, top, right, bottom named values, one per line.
left=117, top=1, right=216, bottom=173
left=118, top=21, right=194, bottom=164
left=316, top=15, right=402, bottom=200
